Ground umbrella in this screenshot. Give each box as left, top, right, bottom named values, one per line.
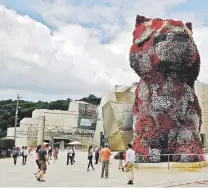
left=67, top=141, right=82, bottom=145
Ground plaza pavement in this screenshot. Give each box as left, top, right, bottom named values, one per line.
left=0, top=151, right=208, bottom=187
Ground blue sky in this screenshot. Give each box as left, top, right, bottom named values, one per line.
left=169, top=0, right=208, bottom=25
left=1, top=0, right=207, bottom=45
left=1, top=0, right=207, bottom=29
left=0, top=0, right=49, bottom=27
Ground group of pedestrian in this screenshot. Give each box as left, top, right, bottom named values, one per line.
left=86, top=143, right=111, bottom=179
left=12, top=146, right=29, bottom=166
left=86, top=143, right=135, bottom=185
left=12, top=142, right=136, bottom=185
left=47, top=145, right=58, bottom=163
left=118, top=144, right=135, bottom=185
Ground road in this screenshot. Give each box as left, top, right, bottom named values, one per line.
left=0, top=151, right=208, bottom=187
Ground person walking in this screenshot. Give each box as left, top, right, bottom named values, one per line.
left=55, top=147, right=59, bottom=161
left=22, top=146, right=28, bottom=165
left=87, top=145, right=95, bottom=171
left=38, top=143, right=50, bottom=182
left=53, top=148, right=57, bottom=163
left=12, top=148, right=18, bottom=166
left=100, top=143, right=111, bottom=178
left=48, top=145, right=52, bottom=160
left=118, top=151, right=124, bottom=169
left=124, top=143, right=135, bottom=185
left=94, top=147, right=100, bottom=164
left=34, top=145, right=41, bottom=180
left=66, top=146, right=73, bottom=165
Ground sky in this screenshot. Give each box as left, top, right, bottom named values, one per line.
left=0, top=0, right=208, bottom=101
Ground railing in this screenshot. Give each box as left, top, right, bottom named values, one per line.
left=134, top=153, right=208, bottom=169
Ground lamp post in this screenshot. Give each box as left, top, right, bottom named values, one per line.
left=14, top=94, right=22, bottom=145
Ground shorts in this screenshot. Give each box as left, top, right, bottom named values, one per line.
left=39, top=160, right=47, bottom=171
left=125, top=163, right=134, bottom=172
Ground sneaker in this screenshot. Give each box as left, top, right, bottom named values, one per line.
left=87, top=169, right=90, bottom=171
left=105, top=177, right=109, bottom=179
left=101, top=176, right=103, bottom=178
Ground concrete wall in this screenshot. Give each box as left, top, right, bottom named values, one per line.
left=93, top=120, right=104, bottom=147
left=32, top=108, right=78, bottom=130
left=195, top=80, right=208, bottom=149
left=20, top=118, right=38, bottom=127
left=68, top=101, right=88, bottom=112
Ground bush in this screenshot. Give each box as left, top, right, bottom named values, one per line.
left=0, top=138, right=15, bottom=150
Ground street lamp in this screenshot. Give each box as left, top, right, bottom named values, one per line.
left=14, top=94, right=23, bottom=145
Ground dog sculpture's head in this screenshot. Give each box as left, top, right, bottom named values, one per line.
left=129, top=15, right=200, bottom=86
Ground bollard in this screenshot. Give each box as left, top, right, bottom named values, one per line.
left=168, top=154, right=170, bottom=169
left=199, top=155, right=202, bottom=168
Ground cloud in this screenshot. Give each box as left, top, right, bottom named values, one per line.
left=0, top=1, right=207, bottom=101
left=0, top=4, right=137, bottom=100
left=30, top=0, right=188, bottom=41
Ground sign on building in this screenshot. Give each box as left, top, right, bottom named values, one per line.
left=77, top=103, right=98, bottom=130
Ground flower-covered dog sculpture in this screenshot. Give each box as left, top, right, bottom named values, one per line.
left=130, top=15, right=202, bottom=162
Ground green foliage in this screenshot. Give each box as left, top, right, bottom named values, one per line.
left=0, top=138, right=15, bottom=149
left=0, top=95, right=101, bottom=138
left=78, top=94, right=101, bottom=105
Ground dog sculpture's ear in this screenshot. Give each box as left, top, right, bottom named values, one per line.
left=136, top=15, right=146, bottom=25
left=185, top=22, right=192, bottom=32
left=136, top=15, right=151, bottom=25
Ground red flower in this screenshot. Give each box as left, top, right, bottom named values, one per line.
left=133, top=25, right=146, bottom=40
left=150, top=20, right=164, bottom=31
left=156, top=114, right=173, bottom=133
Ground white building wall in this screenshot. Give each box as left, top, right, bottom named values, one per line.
left=20, top=118, right=38, bottom=127
left=7, top=127, right=15, bottom=139
left=68, top=101, right=88, bottom=112
left=32, top=106, right=79, bottom=130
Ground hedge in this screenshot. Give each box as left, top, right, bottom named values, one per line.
left=0, top=138, right=15, bottom=150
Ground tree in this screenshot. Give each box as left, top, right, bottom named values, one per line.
left=79, top=94, right=101, bottom=105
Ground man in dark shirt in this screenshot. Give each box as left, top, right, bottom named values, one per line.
left=38, top=144, right=50, bottom=182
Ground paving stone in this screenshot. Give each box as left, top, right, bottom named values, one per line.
left=0, top=151, right=208, bottom=187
